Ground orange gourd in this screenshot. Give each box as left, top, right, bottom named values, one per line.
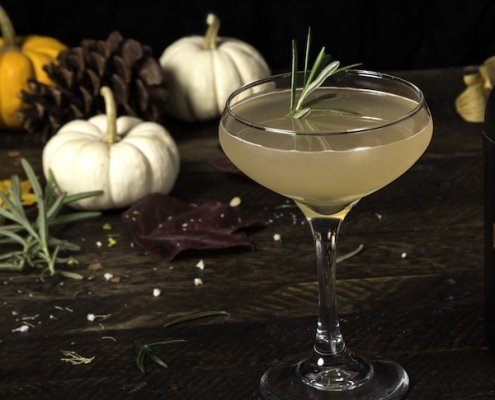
left=0, top=6, right=66, bottom=129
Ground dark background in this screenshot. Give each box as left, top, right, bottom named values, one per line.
left=4, top=0, right=495, bottom=72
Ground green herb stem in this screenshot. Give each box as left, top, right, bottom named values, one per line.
left=0, top=158, right=102, bottom=279
left=289, top=28, right=361, bottom=120
left=135, top=310, right=229, bottom=373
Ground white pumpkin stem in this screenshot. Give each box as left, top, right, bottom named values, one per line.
left=100, top=86, right=119, bottom=144
left=203, top=13, right=220, bottom=50
left=0, top=6, right=17, bottom=48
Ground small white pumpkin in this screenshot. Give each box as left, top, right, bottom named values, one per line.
left=42, top=86, right=180, bottom=210
left=160, top=13, right=270, bottom=122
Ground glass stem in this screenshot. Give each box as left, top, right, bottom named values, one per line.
left=308, top=215, right=346, bottom=357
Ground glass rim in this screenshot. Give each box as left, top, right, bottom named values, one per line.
left=223, top=69, right=427, bottom=136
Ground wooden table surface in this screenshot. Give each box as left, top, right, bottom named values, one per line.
left=1, top=68, right=494, bottom=400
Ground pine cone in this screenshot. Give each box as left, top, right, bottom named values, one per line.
left=19, top=31, right=168, bottom=141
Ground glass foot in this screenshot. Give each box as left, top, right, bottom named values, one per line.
left=260, top=351, right=409, bottom=400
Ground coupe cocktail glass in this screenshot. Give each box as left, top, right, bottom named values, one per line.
left=219, top=70, right=432, bottom=399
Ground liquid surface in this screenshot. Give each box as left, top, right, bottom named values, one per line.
left=220, top=87, right=432, bottom=214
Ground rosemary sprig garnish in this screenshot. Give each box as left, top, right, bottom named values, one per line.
left=134, top=310, right=230, bottom=373
left=289, top=28, right=361, bottom=119
left=0, top=158, right=102, bottom=279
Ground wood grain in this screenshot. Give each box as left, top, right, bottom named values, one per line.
left=0, top=68, right=492, bottom=400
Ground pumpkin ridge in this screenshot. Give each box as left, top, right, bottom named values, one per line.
left=127, top=125, right=180, bottom=179
left=111, top=140, right=153, bottom=202
left=218, top=49, right=244, bottom=113
left=221, top=45, right=267, bottom=83
left=223, top=41, right=270, bottom=71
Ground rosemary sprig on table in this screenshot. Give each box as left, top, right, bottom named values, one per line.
left=134, top=310, right=230, bottom=373
left=0, top=158, right=101, bottom=279
left=289, top=28, right=361, bottom=119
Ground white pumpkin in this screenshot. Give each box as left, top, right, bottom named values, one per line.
left=159, top=13, right=270, bottom=122
left=42, top=86, right=180, bottom=210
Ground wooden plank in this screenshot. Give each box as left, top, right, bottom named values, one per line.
left=0, top=67, right=491, bottom=400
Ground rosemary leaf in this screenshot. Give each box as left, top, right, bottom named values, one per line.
left=8, top=175, right=26, bottom=217
left=135, top=311, right=229, bottom=373
left=0, top=198, right=38, bottom=238
left=46, top=192, right=67, bottom=221
left=303, top=27, right=311, bottom=85
left=336, top=244, right=364, bottom=263
left=44, top=170, right=57, bottom=208
left=290, top=39, right=298, bottom=112
left=50, top=211, right=101, bottom=227
left=147, top=352, right=169, bottom=369
left=0, top=227, right=25, bottom=245
left=288, top=29, right=362, bottom=120
left=64, top=190, right=103, bottom=204
left=147, top=339, right=187, bottom=348
left=292, top=107, right=312, bottom=119
left=57, top=270, right=84, bottom=280
left=296, top=60, right=340, bottom=109
left=135, top=348, right=147, bottom=373
left=48, top=237, right=81, bottom=252
left=0, top=158, right=101, bottom=278
left=21, top=160, right=48, bottom=248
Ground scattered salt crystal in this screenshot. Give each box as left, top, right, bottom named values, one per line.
left=103, top=273, right=113, bottom=281
left=196, top=260, right=205, bottom=270
left=96, top=241, right=102, bottom=248
left=273, top=234, right=282, bottom=241
left=87, top=313, right=96, bottom=322
left=153, top=288, right=161, bottom=297
left=375, top=213, right=383, bottom=220
left=12, top=311, right=18, bottom=316
left=194, top=278, right=203, bottom=286
left=229, top=196, right=241, bottom=207
left=401, top=252, right=407, bottom=259
left=12, top=325, right=29, bottom=333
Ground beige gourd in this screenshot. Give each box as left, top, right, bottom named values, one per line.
left=42, top=87, right=180, bottom=210
left=160, top=13, right=270, bottom=122
left=455, top=56, right=495, bottom=123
